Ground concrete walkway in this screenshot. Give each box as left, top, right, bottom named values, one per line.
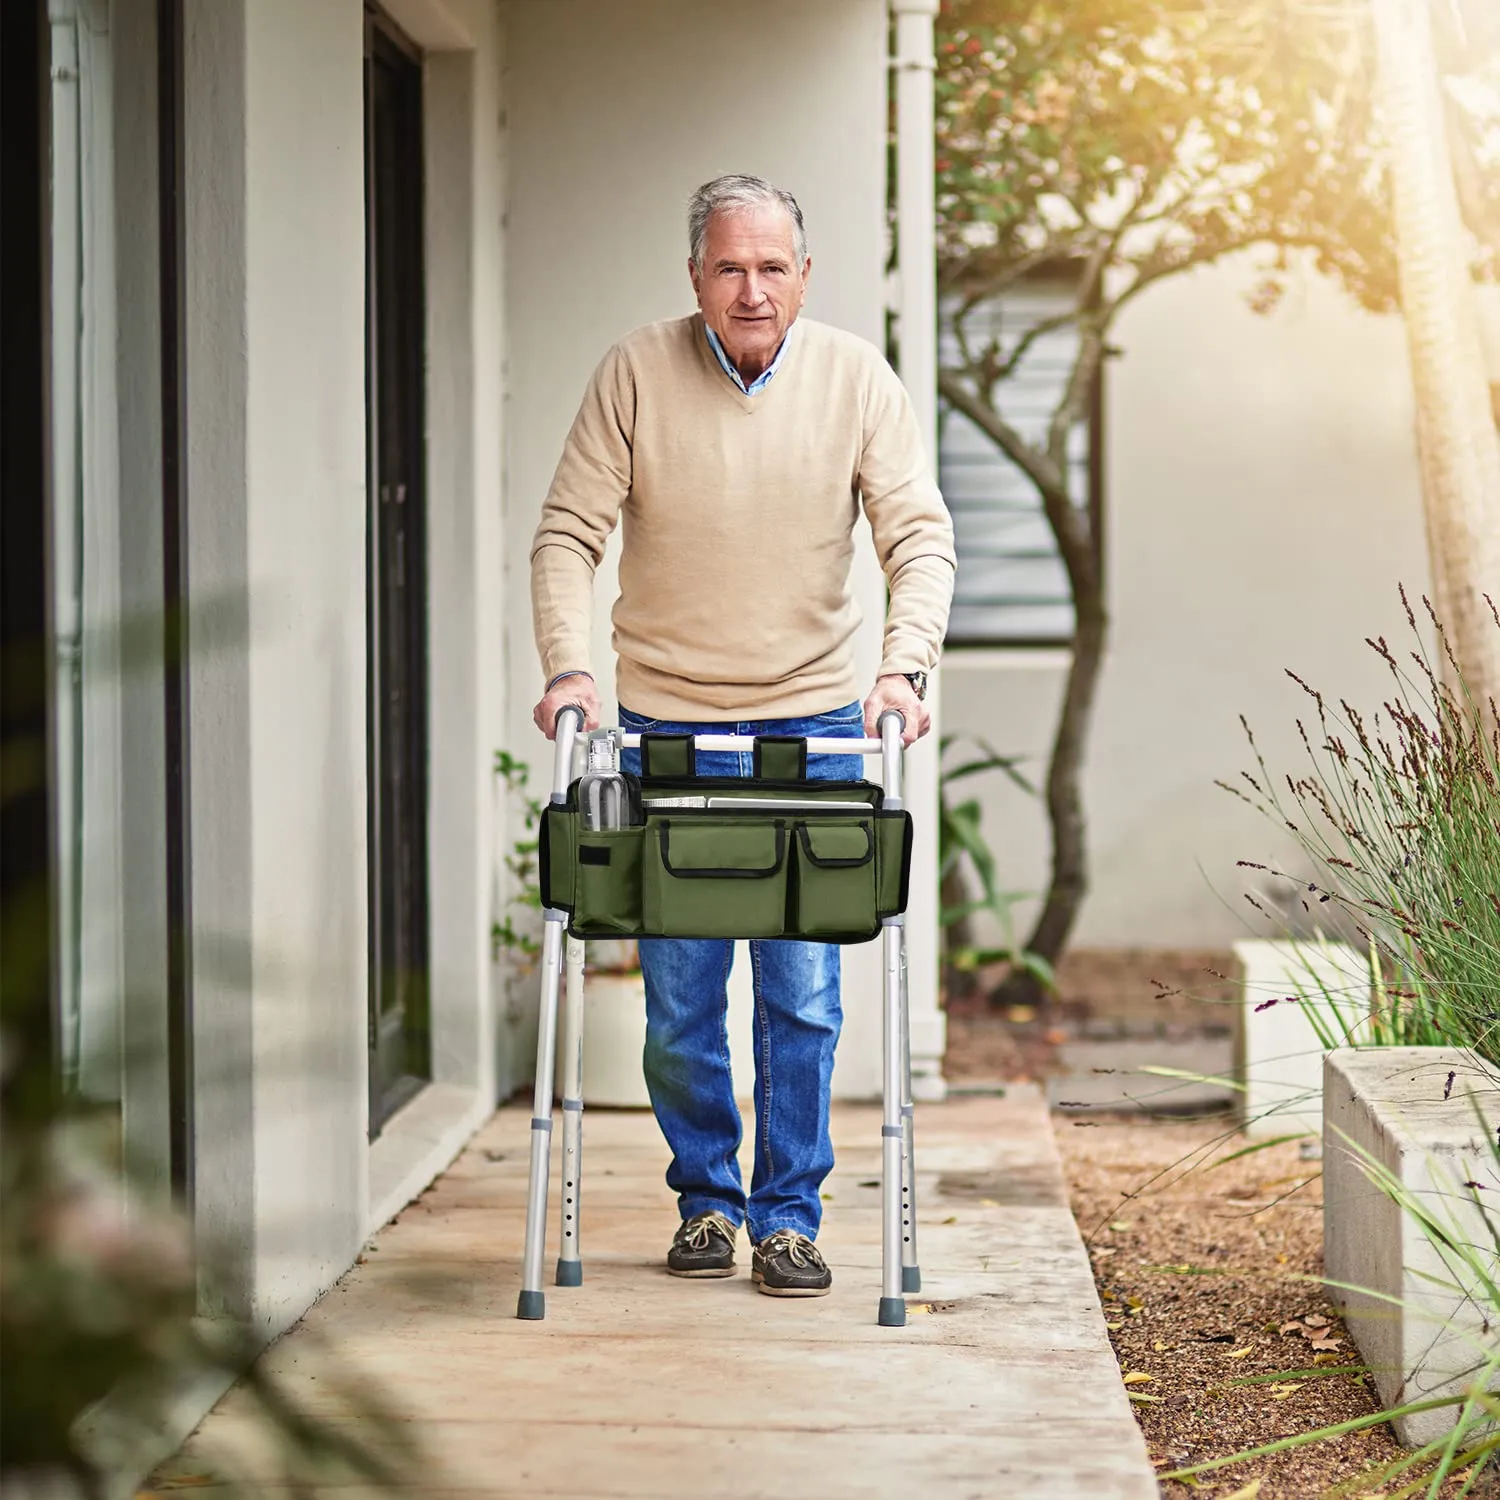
left=172, top=1088, right=1157, bottom=1498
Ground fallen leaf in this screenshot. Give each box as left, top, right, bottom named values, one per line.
left=1122, top=1371, right=1154, bottom=1385
left=978, top=1198, right=1001, bottom=1208
left=941, top=1215, right=958, bottom=1225
left=1279, top=1320, right=1304, bottom=1335
left=1269, top=1383, right=1302, bottom=1400
left=1105, top=1321, right=1123, bottom=1331
left=1309, top=1337, right=1342, bottom=1352
left=907, top=1302, right=932, bottom=1316
left=1225, top=1346, right=1255, bottom=1359
left=1008, top=1005, right=1036, bottom=1023
left=1109, top=1220, right=1132, bottom=1231
left=1302, top=1313, right=1330, bottom=1328
left=1275, top=1253, right=1289, bottom=1264
left=1128, top=1392, right=1166, bottom=1404
left=1153, top=1340, right=1173, bottom=1353
left=1313, top=1352, right=1343, bottom=1366
left=1220, top=1480, right=1263, bottom=1500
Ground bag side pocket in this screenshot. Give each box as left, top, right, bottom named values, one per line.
left=572, top=826, right=645, bottom=936
left=792, top=819, right=879, bottom=939
left=874, top=810, right=914, bottom=918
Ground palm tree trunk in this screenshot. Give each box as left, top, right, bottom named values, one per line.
left=1370, top=0, right=1500, bottom=712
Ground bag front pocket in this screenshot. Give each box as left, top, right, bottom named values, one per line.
left=572, top=827, right=645, bottom=936
left=792, top=819, right=878, bottom=939
left=642, top=818, right=788, bottom=938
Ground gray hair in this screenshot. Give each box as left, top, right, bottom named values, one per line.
left=688, top=175, right=808, bottom=270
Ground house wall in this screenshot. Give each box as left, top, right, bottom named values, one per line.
left=184, top=0, right=370, bottom=1336
left=181, top=0, right=511, bottom=1336
left=944, top=256, right=1431, bottom=958
left=500, top=0, right=912, bottom=1101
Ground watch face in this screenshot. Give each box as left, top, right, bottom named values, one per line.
left=905, top=672, right=928, bottom=701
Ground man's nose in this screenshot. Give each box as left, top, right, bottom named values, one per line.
left=738, top=273, right=767, bottom=307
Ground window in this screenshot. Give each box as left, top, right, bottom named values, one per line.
left=939, top=280, right=1102, bottom=646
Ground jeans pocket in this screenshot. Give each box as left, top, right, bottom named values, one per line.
left=619, top=707, right=662, bottom=732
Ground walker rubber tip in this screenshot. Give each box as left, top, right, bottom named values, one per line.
left=517, top=1289, right=546, bottom=1320
left=902, top=1266, right=922, bottom=1294
left=555, top=1259, right=583, bottom=1287
left=878, top=1296, right=907, bottom=1327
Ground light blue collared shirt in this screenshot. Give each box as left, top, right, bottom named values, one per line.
left=704, top=322, right=794, bottom=395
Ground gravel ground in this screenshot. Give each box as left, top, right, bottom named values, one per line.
left=1054, top=1111, right=1500, bottom=1498
left=944, top=950, right=1497, bottom=1498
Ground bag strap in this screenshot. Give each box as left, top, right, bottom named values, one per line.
left=640, top=732, right=696, bottom=779
left=752, top=736, right=808, bottom=781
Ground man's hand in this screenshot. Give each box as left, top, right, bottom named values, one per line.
left=533, top=673, right=603, bottom=740
left=863, top=674, right=929, bottom=747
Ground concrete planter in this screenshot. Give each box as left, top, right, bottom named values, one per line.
left=1323, top=1047, right=1500, bottom=1446
left=555, top=969, right=652, bottom=1108
left=1233, top=939, right=1368, bottom=1139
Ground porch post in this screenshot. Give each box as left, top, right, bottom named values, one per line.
left=890, top=0, right=945, bottom=1099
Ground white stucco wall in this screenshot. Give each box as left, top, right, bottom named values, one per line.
left=186, top=0, right=369, bottom=1336
left=945, top=257, right=1430, bottom=954
left=184, top=0, right=517, bottom=1327
left=500, top=0, right=904, bottom=1100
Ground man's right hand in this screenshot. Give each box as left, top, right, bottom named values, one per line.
left=533, top=674, right=603, bottom=740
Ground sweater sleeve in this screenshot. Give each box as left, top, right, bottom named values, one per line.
left=530, top=345, right=636, bottom=682
left=858, top=361, right=957, bottom=677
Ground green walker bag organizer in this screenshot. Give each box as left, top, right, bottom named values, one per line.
left=538, top=732, right=913, bottom=943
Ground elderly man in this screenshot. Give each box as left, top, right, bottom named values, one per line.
left=530, top=174, right=954, bottom=1298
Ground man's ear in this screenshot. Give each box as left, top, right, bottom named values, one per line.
left=688, top=259, right=702, bottom=301
left=799, top=256, right=812, bottom=304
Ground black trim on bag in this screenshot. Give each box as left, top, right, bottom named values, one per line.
left=640, top=733, right=696, bottom=779
left=657, top=819, right=786, bottom=879
left=752, top=735, right=808, bottom=781
left=796, top=821, right=874, bottom=868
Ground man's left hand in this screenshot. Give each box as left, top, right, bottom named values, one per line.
left=863, top=675, right=929, bottom=747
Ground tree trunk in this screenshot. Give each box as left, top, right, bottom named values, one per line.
left=991, top=597, right=1108, bottom=1009
left=1370, top=0, right=1500, bottom=713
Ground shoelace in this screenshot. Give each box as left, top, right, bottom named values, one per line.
left=761, top=1230, right=826, bottom=1270
left=679, top=1212, right=737, bottom=1250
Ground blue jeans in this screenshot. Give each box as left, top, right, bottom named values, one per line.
left=619, top=701, right=865, bottom=1243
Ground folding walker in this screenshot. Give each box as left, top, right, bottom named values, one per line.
left=516, top=705, right=921, bottom=1327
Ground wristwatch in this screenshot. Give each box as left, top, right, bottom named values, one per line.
left=901, top=671, right=928, bottom=702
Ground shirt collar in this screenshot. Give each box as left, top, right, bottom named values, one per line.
left=704, top=321, right=794, bottom=395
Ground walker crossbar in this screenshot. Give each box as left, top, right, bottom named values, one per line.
left=516, top=706, right=920, bottom=1327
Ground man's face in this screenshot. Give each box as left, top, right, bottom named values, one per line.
left=690, top=204, right=810, bottom=373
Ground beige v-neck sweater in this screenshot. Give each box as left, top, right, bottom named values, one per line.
left=530, top=313, right=956, bottom=721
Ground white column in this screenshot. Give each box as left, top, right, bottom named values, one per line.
left=890, top=0, right=945, bottom=1099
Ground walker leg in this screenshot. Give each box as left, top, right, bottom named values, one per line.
left=518, top=912, right=567, bottom=1320
left=556, top=935, right=586, bottom=1287
left=878, top=918, right=907, bottom=1327
left=900, top=940, right=921, bottom=1295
